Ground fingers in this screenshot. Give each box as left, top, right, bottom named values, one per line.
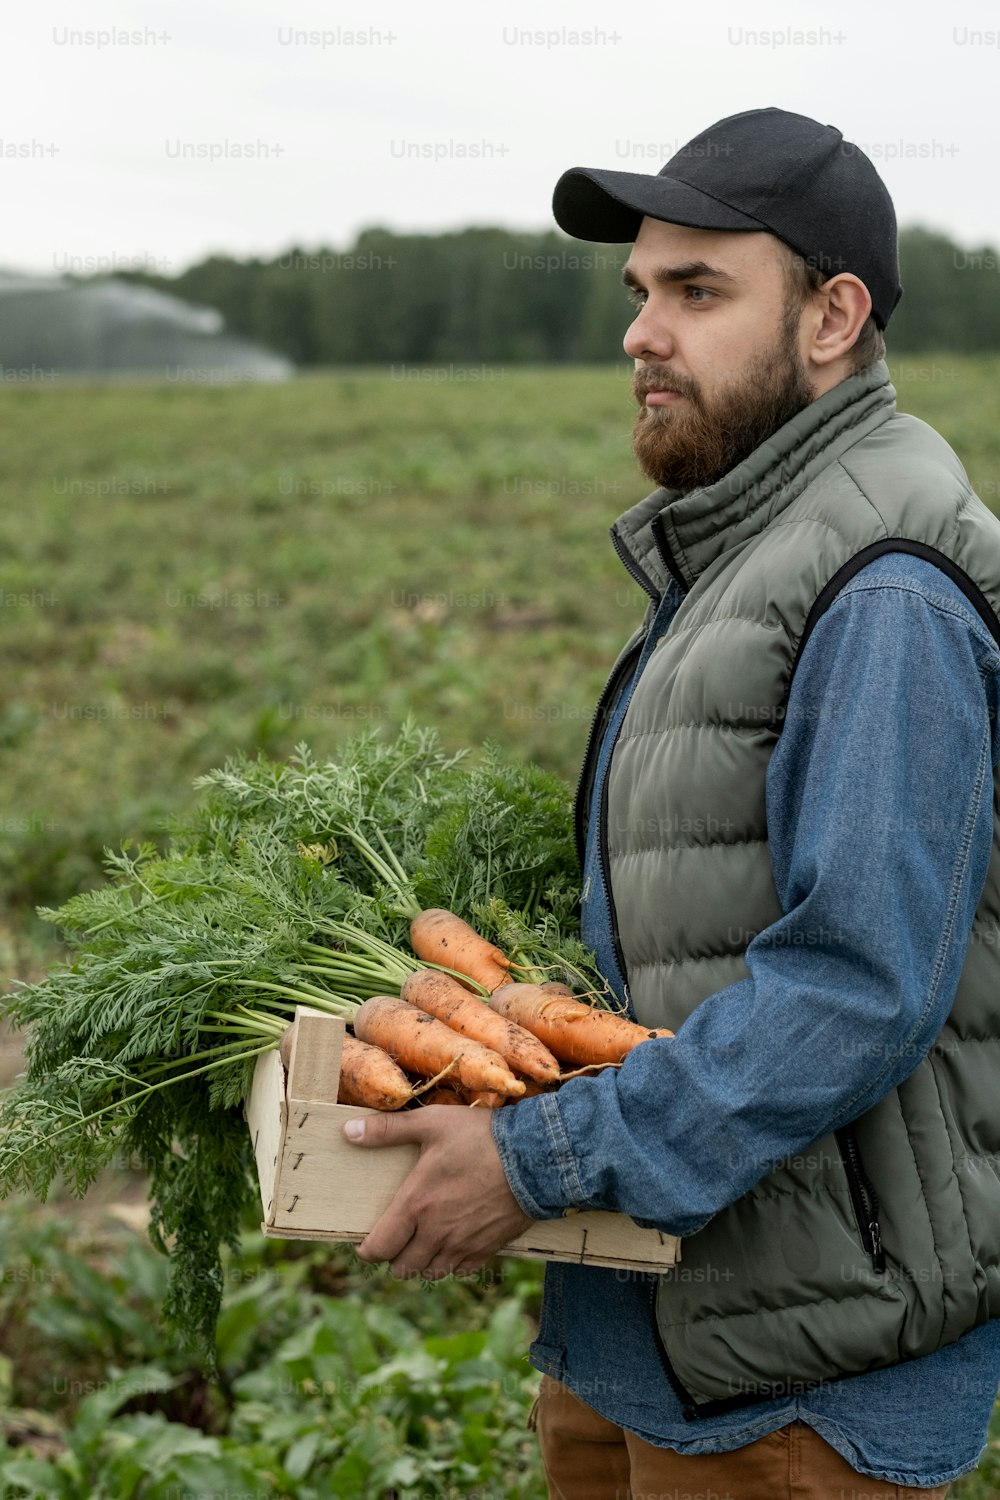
left=347, top=1109, right=445, bottom=1266
left=344, top=1105, right=516, bottom=1279
left=390, top=1233, right=444, bottom=1279
left=364, top=1205, right=494, bottom=1280
left=357, top=1194, right=488, bottom=1279
left=388, top=1232, right=487, bottom=1282
left=359, top=1214, right=448, bottom=1278
left=357, top=1210, right=417, bottom=1266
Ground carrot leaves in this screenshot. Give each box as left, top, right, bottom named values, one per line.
left=0, top=719, right=599, bottom=1363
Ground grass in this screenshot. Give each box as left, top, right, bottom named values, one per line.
left=1, top=357, right=999, bottom=1495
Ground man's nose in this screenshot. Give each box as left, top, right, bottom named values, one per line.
left=623, top=303, right=674, bottom=363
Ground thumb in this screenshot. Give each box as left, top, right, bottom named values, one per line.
left=343, top=1111, right=428, bottom=1148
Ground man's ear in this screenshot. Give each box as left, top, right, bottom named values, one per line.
left=807, top=274, right=873, bottom=368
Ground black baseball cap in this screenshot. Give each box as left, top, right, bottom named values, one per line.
left=553, top=108, right=902, bottom=329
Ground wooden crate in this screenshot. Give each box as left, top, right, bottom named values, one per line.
left=245, top=1007, right=680, bottom=1270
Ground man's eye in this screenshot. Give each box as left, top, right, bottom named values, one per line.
left=686, top=286, right=713, bottom=303
left=626, top=288, right=647, bottom=310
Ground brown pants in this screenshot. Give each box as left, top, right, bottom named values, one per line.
left=534, top=1376, right=952, bottom=1500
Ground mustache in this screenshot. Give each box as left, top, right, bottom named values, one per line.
left=631, top=367, right=699, bottom=405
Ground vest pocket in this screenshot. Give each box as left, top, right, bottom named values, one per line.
left=835, top=1125, right=886, bottom=1272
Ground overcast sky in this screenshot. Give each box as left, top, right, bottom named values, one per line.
left=4, top=0, right=1000, bottom=277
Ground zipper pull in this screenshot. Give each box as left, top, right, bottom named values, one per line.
left=868, top=1219, right=885, bottom=1272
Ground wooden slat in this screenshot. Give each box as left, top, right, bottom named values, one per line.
left=244, top=1049, right=286, bottom=1227
left=285, top=1005, right=345, bottom=1105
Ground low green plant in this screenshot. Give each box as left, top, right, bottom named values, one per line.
left=0, top=1204, right=545, bottom=1499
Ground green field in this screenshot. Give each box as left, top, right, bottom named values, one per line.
left=2, top=362, right=999, bottom=1496
left=0, top=364, right=653, bottom=988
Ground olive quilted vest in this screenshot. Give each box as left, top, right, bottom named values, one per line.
left=580, top=360, right=1000, bottom=1416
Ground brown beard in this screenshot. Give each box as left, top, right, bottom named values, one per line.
left=631, top=311, right=815, bottom=492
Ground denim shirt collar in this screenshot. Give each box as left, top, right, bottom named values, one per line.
left=611, top=360, right=897, bottom=596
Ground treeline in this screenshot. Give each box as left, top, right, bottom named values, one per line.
left=119, top=225, right=1000, bottom=364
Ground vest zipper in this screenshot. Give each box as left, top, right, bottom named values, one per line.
left=598, top=706, right=633, bottom=1004
left=573, top=640, right=645, bottom=871
left=573, top=525, right=663, bottom=868
left=612, top=522, right=663, bottom=602
left=573, top=517, right=684, bottom=986
left=648, top=1280, right=701, bottom=1421
left=650, top=513, right=689, bottom=596
left=836, top=1126, right=886, bottom=1272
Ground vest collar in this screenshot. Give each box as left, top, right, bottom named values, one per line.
left=612, top=360, right=897, bottom=597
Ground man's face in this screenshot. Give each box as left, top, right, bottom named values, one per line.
left=623, top=217, right=816, bottom=491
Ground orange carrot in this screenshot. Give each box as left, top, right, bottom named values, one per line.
left=400, top=969, right=561, bottom=1085
left=409, top=908, right=512, bottom=993
left=420, top=1082, right=511, bottom=1108
left=422, top=1072, right=559, bottom=1108
left=519, top=1077, right=556, bottom=1097
left=337, top=1034, right=414, bottom=1111
left=352, top=994, right=526, bottom=1097
left=488, top=983, right=673, bottom=1067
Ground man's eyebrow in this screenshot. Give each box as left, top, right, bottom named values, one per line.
left=621, top=260, right=740, bottom=289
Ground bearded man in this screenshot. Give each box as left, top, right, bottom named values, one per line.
left=346, top=108, right=1000, bottom=1499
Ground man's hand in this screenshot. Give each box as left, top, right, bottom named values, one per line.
left=343, top=1104, right=533, bottom=1279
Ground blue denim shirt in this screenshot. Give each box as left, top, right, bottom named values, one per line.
left=492, top=552, right=1000, bottom=1487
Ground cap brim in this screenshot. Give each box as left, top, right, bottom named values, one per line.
left=553, top=167, right=769, bottom=243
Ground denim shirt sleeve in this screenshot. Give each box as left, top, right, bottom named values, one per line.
left=491, top=554, right=1000, bottom=1232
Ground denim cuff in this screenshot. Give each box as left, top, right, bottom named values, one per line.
left=490, top=1092, right=590, bottom=1220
